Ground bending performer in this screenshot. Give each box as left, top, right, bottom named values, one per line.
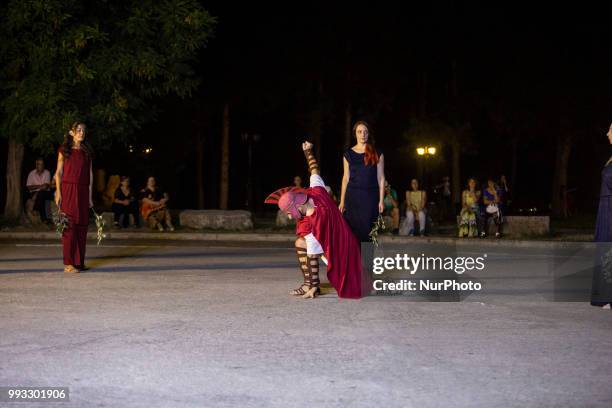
left=265, top=141, right=365, bottom=299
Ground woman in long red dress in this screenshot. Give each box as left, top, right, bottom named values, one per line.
left=54, top=122, right=94, bottom=273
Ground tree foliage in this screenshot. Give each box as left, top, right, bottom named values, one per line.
left=0, top=0, right=216, bottom=152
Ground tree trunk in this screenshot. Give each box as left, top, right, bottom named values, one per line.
left=551, top=132, right=572, bottom=217
left=195, top=133, right=205, bottom=209
left=219, top=103, right=230, bottom=210
left=4, top=140, right=25, bottom=219
left=510, top=136, right=518, bottom=198
left=451, top=138, right=461, bottom=206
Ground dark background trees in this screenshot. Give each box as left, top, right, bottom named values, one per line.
left=1, top=3, right=610, bottom=219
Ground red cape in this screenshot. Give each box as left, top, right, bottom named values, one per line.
left=297, top=186, right=365, bottom=299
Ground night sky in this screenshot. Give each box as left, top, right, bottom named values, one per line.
left=4, top=4, right=611, bottom=214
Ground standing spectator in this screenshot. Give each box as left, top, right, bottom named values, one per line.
left=482, top=177, right=503, bottom=238
left=383, top=181, right=400, bottom=234
left=112, top=176, right=139, bottom=228
left=26, top=158, right=53, bottom=223
left=140, top=177, right=174, bottom=232
left=400, top=179, right=427, bottom=236
left=458, top=178, right=481, bottom=238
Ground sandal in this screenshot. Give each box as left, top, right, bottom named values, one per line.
left=289, top=284, right=309, bottom=296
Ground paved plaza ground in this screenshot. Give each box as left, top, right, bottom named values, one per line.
left=1, top=239, right=611, bottom=407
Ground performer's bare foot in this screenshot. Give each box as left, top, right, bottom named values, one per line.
left=63, top=265, right=80, bottom=273
left=302, top=286, right=320, bottom=299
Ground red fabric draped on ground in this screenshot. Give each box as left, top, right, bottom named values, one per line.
left=303, top=186, right=364, bottom=299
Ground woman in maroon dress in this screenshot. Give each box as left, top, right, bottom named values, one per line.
left=54, top=122, right=94, bottom=273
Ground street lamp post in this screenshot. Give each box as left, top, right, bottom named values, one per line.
left=416, top=145, right=436, bottom=190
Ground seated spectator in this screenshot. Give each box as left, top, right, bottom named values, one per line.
left=482, top=176, right=503, bottom=238
left=293, top=176, right=303, bottom=188
left=459, top=178, right=481, bottom=238
left=140, top=177, right=174, bottom=232
left=25, top=158, right=53, bottom=223
left=400, top=179, right=427, bottom=236
left=383, top=181, right=400, bottom=234
left=112, top=176, right=139, bottom=228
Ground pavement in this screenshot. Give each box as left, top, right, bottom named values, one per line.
left=0, top=227, right=596, bottom=249
left=1, top=239, right=611, bottom=407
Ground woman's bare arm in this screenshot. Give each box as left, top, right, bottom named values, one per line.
left=142, top=197, right=157, bottom=205
left=54, top=152, right=64, bottom=206
left=389, top=192, right=398, bottom=208
left=377, top=154, right=385, bottom=213
left=89, top=162, right=93, bottom=207
left=302, top=141, right=319, bottom=176
left=114, top=193, right=126, bottom=205
left=339, top=157, right=350, bottom=211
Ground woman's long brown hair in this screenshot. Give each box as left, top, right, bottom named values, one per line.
left=352, top=121, right=379, bottom=166
left=61, top=122, right=94, bottom=159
